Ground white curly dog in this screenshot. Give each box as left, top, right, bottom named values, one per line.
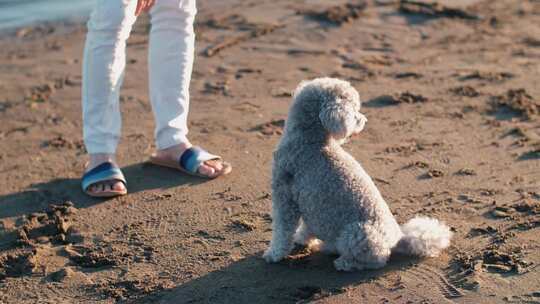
left=263, top=77, right=452, bottom=271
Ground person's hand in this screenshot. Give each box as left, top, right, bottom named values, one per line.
left=135, top=0, right=156, bottom=16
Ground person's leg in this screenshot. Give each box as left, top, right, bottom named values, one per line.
left=148, top=0, right=227, bottom=177
left=82, top=0, right=137, bottom=194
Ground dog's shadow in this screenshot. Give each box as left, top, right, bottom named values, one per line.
left=137, top=251, right=419, bottom=304
left=0, top=162, right=205, bottom=219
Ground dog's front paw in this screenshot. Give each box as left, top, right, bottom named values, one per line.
left=263, top=248, right=285, bottom=263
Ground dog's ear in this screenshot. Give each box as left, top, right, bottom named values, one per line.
left=319, top=100, right=358, bottom=138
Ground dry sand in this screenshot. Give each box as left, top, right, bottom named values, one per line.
left=0, top=0, right=539, bottom=303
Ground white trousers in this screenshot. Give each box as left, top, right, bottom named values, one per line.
left=82, top=0, right=197, bottom=154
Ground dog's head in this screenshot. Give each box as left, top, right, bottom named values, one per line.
left=288, top=77, right=366, bottom=142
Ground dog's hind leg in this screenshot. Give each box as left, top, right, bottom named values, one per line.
left=263, top=171, right=300, bottom=263
left=319, top=241, right=337, bottom=254
left=334, top=222, right=391, bottom=271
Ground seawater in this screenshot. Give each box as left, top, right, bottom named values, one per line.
left=0, top=0, right=94, bottom=30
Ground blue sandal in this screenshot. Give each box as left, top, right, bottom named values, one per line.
left=149, top=146, right=232, bottom=179
left=81, top=162, right=127, bottom=197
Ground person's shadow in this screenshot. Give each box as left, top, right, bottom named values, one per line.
left=0, top=162, right=205, bottom=219
left=135, top=251, right=419, bottom=304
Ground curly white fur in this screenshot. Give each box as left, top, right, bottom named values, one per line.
left=394, top=216, right=452, bottom=257
left=263, top=77, right=452, bottom=271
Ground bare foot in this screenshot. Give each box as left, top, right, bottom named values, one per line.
left=85, top=154, right=126, bottom=195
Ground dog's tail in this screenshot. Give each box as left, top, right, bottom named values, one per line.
left=393, top=216, right=452, bottom=257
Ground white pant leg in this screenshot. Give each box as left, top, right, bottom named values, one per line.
left=82, top=0, right=137, bottom=154
left=148, top=0, right=197, bottom=149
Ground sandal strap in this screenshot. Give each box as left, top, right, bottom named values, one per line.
left=81, top=162, right=126, bottom=191
left=179, top=146, right=221, bottom=173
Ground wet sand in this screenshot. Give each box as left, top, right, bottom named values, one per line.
left=0, top=0, right=539, bottom=303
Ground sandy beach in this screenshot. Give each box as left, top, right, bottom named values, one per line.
left=0, top=0, right=539, bottom=303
